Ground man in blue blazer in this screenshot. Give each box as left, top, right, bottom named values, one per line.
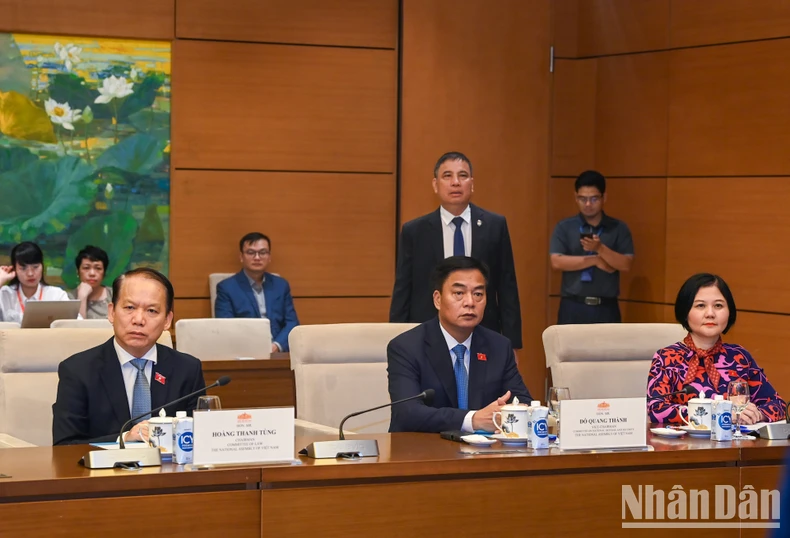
left=215, top=232, right=299, bottom=352
left=388, top=256, right=531, bottom=433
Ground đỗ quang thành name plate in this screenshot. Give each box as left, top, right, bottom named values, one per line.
left=192, top=407, right=295, bottom=466
left=559, top=397, right=647, bottom=451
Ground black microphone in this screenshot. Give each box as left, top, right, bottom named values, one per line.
left=648, top=385, right=696, bottom=401
left=338, top=389, right=435, bottom=440
left=118, top=375, right=231, bottom=448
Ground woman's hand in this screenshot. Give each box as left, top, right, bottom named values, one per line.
left=0, top=266, right=15, bottom=287
left=737, top=402, right=764, bottom=425
left=76, top=281, right=93, bottom=300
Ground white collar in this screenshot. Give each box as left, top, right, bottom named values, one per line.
left=13, top=282, right=43, bottom=301
left=439, top=205, right=471, bottom=227
left=113, top=337, right=158, bottom=365
left=438, top=321, right=473, bottom=353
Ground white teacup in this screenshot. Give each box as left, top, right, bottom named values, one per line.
left=681, top=397, right=713, bottom=429
left=492, top=404, right=530, bottom=437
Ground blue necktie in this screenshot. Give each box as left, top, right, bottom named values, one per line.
left=452, top=216, right=465, bottom=256
left=130, top=358, right=151, bottom=423
left=452, top=344, right=468, bottom=409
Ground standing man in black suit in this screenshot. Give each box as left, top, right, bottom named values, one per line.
left=388, top=256, right=531, bottom=433
left=52, top=268, right=205, bottom=445
left=389, top=151, right=522, bottom=350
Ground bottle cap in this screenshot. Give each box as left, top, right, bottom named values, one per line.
left=714, top=395, right=724, bottom=401
left=176, top=411, right=187, bottom=418
left=530, top=400, right=541, bottom=407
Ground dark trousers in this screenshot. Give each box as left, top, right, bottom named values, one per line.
left=557, top=297, right=621, bottom=325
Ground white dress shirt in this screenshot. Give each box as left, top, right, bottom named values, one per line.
left=438, top=322, right=476, bottom=432
left=0, top=283, right=69, bottom=323
left=440, top=205, right=472, bottom=258
left=113, top=338, right=157, bottom=415
left=244, top=271, right=267, bottom=318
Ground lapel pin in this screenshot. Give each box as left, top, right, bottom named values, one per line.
left=477, top=219, right=482, bottom=227
left=477, top=353, right=487, bottom=361
left=154, top=372, right=166, bottom=385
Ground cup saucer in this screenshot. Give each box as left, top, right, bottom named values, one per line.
left=490, top=433, right=529, bottom=445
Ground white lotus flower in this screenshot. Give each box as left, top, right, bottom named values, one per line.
left=105, top=183, right=113, bottom=195
left=54, top=42, right=81, bottom=71
left=130, top=67, right=139, bottom=80
left=94, top=75, right=134, bottom=104
left=44, top=99, right=82, bottom=130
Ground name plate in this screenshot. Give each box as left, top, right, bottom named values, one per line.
left=193, top=407, right=294, bottom=466
left=559, top=397, right=647, bottom=450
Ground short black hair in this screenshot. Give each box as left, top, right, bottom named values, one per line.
left=575, top=170, right=606, bottom=194
left=112, top=267, right=175, bottom=313
left=10, top=241, right=47, bottom=286
left=431, top=256, right=489, bottom=293
left=75, top=245, right=109, bottom=272
left=433, top=151, right=473, bottom=177
left=239, top=232, right=271, bottom=252
left=674, top=273, right=737, bottom=334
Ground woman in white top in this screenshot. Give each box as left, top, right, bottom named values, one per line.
left=0, top=242, right=68, bottom=323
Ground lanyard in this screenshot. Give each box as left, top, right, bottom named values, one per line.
left=16, top=286, right=43, bottom=313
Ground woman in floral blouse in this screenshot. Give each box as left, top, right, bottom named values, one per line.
left=647, top=273, right=786, bottom=425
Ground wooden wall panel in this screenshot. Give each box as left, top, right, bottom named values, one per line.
left=668, top=40, right=790, bottom=176
left=172, top=41, right=397, bottom=172
left=547, top=297, right=672, bottom=328
left=401, top=0, right=551, bottom=395
left=595, top=53, right=669, bottom=176
left=576, top=0, right=670, bottom=57
left=726, top=311, right=790, bottom=403
left=666, top=177, right=790, bottom=312
left=548, top=177, right=666, bottom=303
left=170, top=170, right=395, bottom=297
left=176, top=0, right=398, bottom=49
left=552, top=0, right=579, bottom=58
left=551, top=59, right=596, bottom=176
left=0, top=0, right=175, bottom=39
left=670, top=0, right=790, bottom=49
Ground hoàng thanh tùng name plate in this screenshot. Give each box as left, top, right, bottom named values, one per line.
left=559, top=398, right=647, bottom=451
left=192, top=407, right=294, bottom=466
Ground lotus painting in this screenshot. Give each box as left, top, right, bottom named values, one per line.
left=0, top=33, right=171, bottom=287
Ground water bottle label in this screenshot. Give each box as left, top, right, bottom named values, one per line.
left=718, top=413, right=732, bottom=430
left=178, top=432, right=194, bottom=452
left=534, top=419, right=548, bottom=438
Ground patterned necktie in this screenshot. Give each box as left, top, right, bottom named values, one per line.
left=452, top=216, right=465, bottom=256
left=130, top=358, right=151, bottom=423
left=452, top=344, right=468, bottom=409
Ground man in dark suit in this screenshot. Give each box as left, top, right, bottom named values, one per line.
left=52, top=268, right=205, bottom=445
left=215, top=232, right=299, bottom=352
left=388, top=256, right=531, bottom=433
left=389, top=151, right=522, bottom=350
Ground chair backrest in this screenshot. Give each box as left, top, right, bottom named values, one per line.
left=542, top=323, right=688, bottom=400
left=209, top=273, right=235, bottom=317
left=289, top=323, right=418, bottom=433
left=0, top=322, right=19, bottom=329
left=175, top=318, right=272, bottom=360
left=50, top=318, right=112, bottom=328
left=0, top=327, right=173, bottom=446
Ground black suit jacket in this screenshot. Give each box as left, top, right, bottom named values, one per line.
left=389, top=204, right=522, bottom=348
left=52, top=338, right=206, bottom=445
left=387, top=318, right=531, bottom=433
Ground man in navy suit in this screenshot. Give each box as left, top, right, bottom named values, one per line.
left=53, top=268, right=205, bottom=445
left=388, top=256, right=531, bottom=433
left=390, top=152, right=522, bottom=350
left=215, top=232, right=299, bottom=352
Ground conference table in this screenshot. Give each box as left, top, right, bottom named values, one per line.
left=0, top=430, right=786, bottom=537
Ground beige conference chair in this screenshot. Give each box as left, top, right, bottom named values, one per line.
left=50, top=318, right=112, bottom=328
left=0, top=322, right=20, bottom=329
left=288, top=323, right=418, bottom=435
left=542, top=323, right=688, bottom=400
left=208, top=273, right=235, bottom=317
left=175, top=318, right=272, bottom=360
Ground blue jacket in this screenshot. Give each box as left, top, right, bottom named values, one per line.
left=214, top=271, right=299, bottom=352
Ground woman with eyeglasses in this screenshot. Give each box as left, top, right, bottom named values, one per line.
left=0, top=242, right=69, bottom=323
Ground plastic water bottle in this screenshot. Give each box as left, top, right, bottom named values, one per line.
left=528, top=400, right=550, bottom=449
left=173, top=411, right=194, bottom=464
left=711, top=395, right=733, bottom=442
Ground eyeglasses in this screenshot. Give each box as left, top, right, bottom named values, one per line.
left=244, top=250, right=270, bottom=258
left=576, top=195, right=601, bottom=205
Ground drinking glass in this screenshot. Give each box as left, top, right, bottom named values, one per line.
left=548, top=387, right=571, bottom=446
left=727, top=380, right=749, bottom=440
left=196, top=395, right=222, bottom=411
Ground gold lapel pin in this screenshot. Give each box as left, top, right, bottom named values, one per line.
left=477, top=220, right=482, bottom=227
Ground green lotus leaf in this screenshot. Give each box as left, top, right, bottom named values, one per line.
left=0, top=90, right=57, bottom=143
left=61, top=211, right=138, bottom=288
left=0, top=146, right=38, bottom=174
left=47, top=73, right=99, bottom=112
left=0, top=35, right=32, bottom=95
left=0, top=155, right=97, bottom=243
left=96, top=133, right=166, bottom=176
left=127, top=109, right=170, bottom=142
left=117, top=72, right=165, bottom=121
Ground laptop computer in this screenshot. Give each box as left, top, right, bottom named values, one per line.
left=21, top=300, right=81, bottom=328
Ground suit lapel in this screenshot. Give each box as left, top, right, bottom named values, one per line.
left=236, top=271, right=260, bottom=317
left=470, top=204, right=485, bottom=259
left=428, top=209, right=444, bottom=266
left=100, top=339, right=132, bottom=423
left=468, top=327, right=489, bottom=410
left=151, top=345, right=173, bottom=411
left=425, top=319, right=458, bottom=406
